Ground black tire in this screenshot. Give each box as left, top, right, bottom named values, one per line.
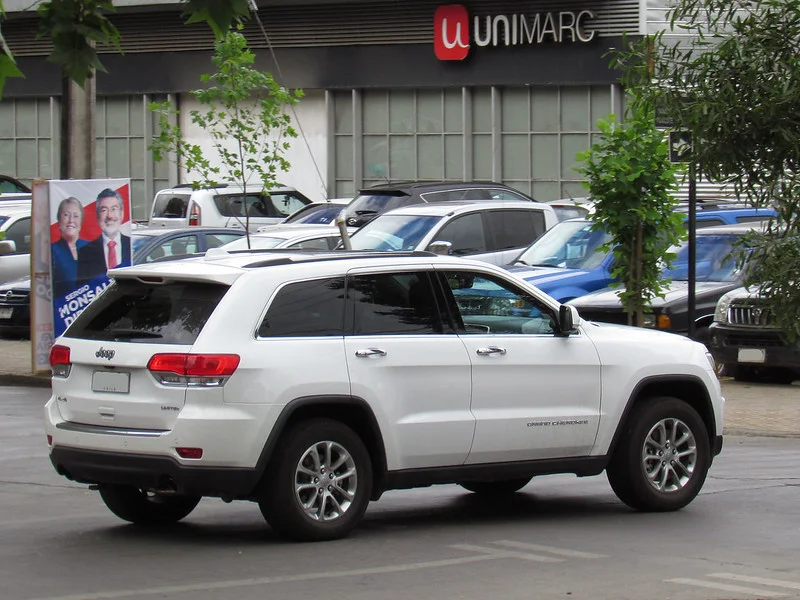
left=459, top=477, right=532, bottom=496
left=259, top=419, right=372, bottom=542
left=606, top=397, right=710, bottom=512
left=97, top=485, right=201, bottom=525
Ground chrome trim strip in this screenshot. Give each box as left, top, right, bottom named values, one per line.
left=56, top=421, right=168, bottom=437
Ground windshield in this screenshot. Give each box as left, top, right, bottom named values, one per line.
left=343, top=193, right=410, bottom=225
left=222, top=236, right=285, bottom=251
left=515, top=220, right=611, bottom=269
left=285, top=205, right=344, bottom=225
left=349, top=214, right=441, bottom=251
left=0, top=216, right=9, bottom=228
left=663, top=233, right=745, bottom=282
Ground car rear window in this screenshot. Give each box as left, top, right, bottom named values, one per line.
left=151, top=193, right=190, bottom=218
left=64, top=280, right=229, bottom=344
left=214, top=193, right=309, bottom=218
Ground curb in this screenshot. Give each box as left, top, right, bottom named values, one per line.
left=0, top=373, right=52, bottom=388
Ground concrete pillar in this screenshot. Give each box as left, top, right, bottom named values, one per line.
left=60, top=76, right=95, bottom=179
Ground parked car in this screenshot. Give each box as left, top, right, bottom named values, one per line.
left=547, top=197, right=594, bottom=221
left=709, top=287, right=799, bottom=384
left=565, top=222, right=761, bottom=342
left=678, top=202, right=777, bottom=229
left=221, top=225, right=349, bottom=251
left=0, top=175, right=30, bottom=194
left=509, top=207, right=776, bottom=303
left=45, top=248, right=723, bottom=541
left=270, top=198, right=352, bottom=227
left=0, top=205, right=32, bottom=285
left=342, top=181, right=537, bottom=228
left=149, top=183, right=313, bottom=231
left=346, top=200, right=558, bottom=265
left=0, top=227, right=246, bottom=338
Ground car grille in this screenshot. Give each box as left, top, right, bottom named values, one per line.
left=727, top=299, right=773, bottom=327
left=725, top=331, right=786, bottom=347
left=0, top=290, right=29, bottom=304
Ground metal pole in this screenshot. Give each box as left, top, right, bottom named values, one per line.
left=687, top=160, right=697, bottom=339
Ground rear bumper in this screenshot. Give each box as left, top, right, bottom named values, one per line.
left=50, top=446, right=261, bottom=498
left=709, top=324, right=800, bottom=370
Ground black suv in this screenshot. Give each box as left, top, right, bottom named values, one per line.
left=343, top=181, right=535, bottom=228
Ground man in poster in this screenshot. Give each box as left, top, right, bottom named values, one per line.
left=77, top=188, right=132, bottom=285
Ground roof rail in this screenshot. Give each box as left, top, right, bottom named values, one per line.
left=241, top=249, right=438, bottom=269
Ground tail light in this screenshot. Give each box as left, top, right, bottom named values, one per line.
left=189, top=203, right=201, bottom=226
left=147, top=353, right=240, bottom=387
left=49, top=345, right=72, bottom=378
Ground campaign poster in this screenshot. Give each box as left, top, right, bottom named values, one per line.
left=48, top=179, right=132, bottom=338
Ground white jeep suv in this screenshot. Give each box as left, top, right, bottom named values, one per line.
left=44, top=249, right=724, bottom=541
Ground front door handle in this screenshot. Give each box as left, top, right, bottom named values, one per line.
left=355, top=348, right=387, bottom=358
left=476, top=346, right=507, bottom=356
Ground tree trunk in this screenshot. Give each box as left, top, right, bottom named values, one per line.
left=60, top=75, right=95, bottom=179
left=634, top=219, right=644, bottom=327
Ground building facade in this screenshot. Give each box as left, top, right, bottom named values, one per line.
left=2, top=0, right=676, bottom=220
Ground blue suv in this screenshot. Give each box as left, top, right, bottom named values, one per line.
left=507, top=206, right=776, bottom=302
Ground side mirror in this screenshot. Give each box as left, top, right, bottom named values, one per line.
left=428, top=240, right=453, bottom=255
left=0, top=240, right=16, bottom=255
left=558, top=304, right=581, bottom=336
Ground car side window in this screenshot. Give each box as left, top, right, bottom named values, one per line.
left=485, top=210, right=545, bottom=251
left=4, top=217, right=31, bottom=254
left=269, top=193, right=310, bottom=217
left=432, top=213, right=487, bottom=256
left=441, top=270, right=556, bottom=335
left=347, top=271, right=443, bottom=335
left=258, top=277, right=346, bottom=337
left=693, top=218, right=725, bottom=229
left=144, top=235, right=198, bottom=262
left=205, top=233, right=243, bottom=248
left=286, top=236, right=334, bottom=250
left=488, top=189, right=530, bottom=201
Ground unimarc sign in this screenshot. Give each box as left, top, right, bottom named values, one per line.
left=434, top=4, right=596, bottom=61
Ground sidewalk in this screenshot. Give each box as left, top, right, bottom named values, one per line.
left=1, top=339, right=798, bottom=437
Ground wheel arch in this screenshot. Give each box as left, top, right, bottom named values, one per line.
left=252, top=395, right=388, bottom=500
left=607, top=375, right=717, bottom=460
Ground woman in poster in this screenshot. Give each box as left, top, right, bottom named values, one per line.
left=51, top=196, right=88, bottom=299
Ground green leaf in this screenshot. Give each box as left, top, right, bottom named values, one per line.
left=182, top=0, right=251, bottom=39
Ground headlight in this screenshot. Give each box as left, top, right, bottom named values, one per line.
left=714, top=294, right=733, bottom=324
left=642, top=314, right=656, bottom=328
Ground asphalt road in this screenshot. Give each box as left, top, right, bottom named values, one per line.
left=2, top=386, right=799, bottom=600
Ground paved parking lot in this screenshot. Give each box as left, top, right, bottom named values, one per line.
left=1, top=339, right=797, bottom=437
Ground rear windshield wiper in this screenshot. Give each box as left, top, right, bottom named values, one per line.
left=107, top=329, right=164, bottom=339
left=530, top=262, right=561, bottom=268
left=354, top=210, right=378, bottom=215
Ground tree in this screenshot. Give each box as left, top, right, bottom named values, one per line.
left=575, top=103, right=685, bottom=327
left=149, top=28, right=303, bottom=244
left=611, top=0, right=800, bottom=338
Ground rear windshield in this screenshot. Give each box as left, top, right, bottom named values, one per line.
left=214, top=193, right=309, bottom=218
left=344, top=193, right=410, bottom=221
left=151, top=193, right=190, bottom=218
left=65, top=280, right=229, bottom=344
left=284, top=204, right=344, bottom=225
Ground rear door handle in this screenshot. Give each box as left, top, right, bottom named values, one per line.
left=355, top=348, right=387, bottom=358
left=476, top=346, right=507, bottom=356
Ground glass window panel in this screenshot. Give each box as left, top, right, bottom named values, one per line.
left=444, top=88, right=462, bottom=133
left=531, top=134, right=559, bottom=180
left=335, top=180, right=355, bottom=198
left=472, top=88, right=492, bottom=133
left=131, top=180, right=147, bottom=220
left=96, top=99, right=106, bottom=136
left=16, top=140, right=37, bottom=178
left=107, top=138, right=130, bottom=177
left=130, top=138, right=145, bottom=178
left=38, top=140, right=53, bottom=178
left=15, top=101, right=37, bottom=138
left=417, top=90, right=442, bottom=133
left=472, top=134, right=492, bottom=180
left=153, top=153, right=170, bottom=179
left=389, top=135, right=415, bottom=180
left=504, top=180, right=532, bottom=197
left=363, top=135, right=389, bottom=180
left=105, top=98, right=130, bottom=137
left=350, top=272, right=442, bottom=336
left=362, top=91, right=388, bottom=134
left=389, top=90, right=414, bottom=133
left=562, top=181, right=587, bottom=201
left=0, top=143, right=14, bottom=174
left=532, top=181, right=560, bottom=202
left=129, top=97, right=144, bottom=137
left=0, top=102, right=14, bottom=137
left=153, top=178, right=170, bottom=195
left=418, top=135, right=443, bottom=179
left=561, top=134, right=589, bottom=179
left=95, top=139, right=106, bottom=175
left=444, top=135, right=463, bottom=179
left=37, top=101, right=52, bottom=137
left=590, top=85, right=613, bottom=127
left=335, top=136, right=353, bottom=179
left=334, top=92, right=353, bottom=134
left=502, top=88, right=529, bottom=132
left=502, top=134, right=529, bottom=180
left=560, top=87, right=589, bottom=131
left=530, top=88, right=558, bottom=132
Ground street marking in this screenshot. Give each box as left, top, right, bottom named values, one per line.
left=491, top=540, right=607, bottom=559
left=666, top=577, right=789, bottom=597
left=27, top=554, right=501, bottom=600
left=708, top=573, right=800, bottom=590
left=450, top=543, right=562, bottom=563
